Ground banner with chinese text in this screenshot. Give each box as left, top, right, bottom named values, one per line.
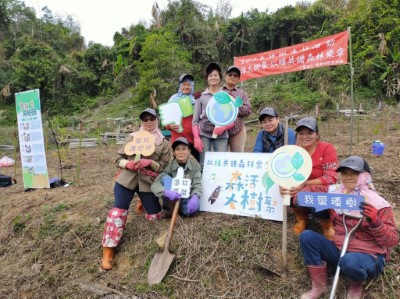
left=15, top=89, right=50, bottom=189
left=200, top=152, right=283, bottom=221
left=234, top=30, right=348, bottom=81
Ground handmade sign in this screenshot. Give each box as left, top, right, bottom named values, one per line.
left=158, top=96, right=194, bottom=133
left=205, top=91, right=243, bottom=138
left=266, top=145, right=312, bottom=206
left=200, top=152, right=283, bottom=221
left=124, top=130, right=155, bottom=160
left=297, top=191, right=364, bottom=213
left=170, top=167, right=191, bottom=199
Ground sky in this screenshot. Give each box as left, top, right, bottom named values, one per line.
left=23, top=0, right=313, bottom=46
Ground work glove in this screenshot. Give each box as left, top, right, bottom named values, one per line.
left=192, top=125, right=204, bottom=153
left=187, top=194, right=200, bottom=215
left=125, top=161, right=137, bottom=170
left=163, top=189, right=182, bottom=201
left=134, top=159, right=153, bottom=169
left=359, top=202, right=378, bottom=224
left=212, top=123, right=234, bottom=136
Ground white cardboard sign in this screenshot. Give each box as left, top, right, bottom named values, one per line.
left=200, top=152, right=283, bottom=221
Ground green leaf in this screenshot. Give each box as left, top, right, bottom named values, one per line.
left=234, top=97, right=243, bottom=107
left=214, top=92, right=232, bottom=104
left=292, top=173, right=305, bottom=181
left=291, top=152, right=304, bottom=170
left=262, top=172, right=275, bottom=192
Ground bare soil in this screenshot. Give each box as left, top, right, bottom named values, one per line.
left=0, top=110, right=399, bottom=299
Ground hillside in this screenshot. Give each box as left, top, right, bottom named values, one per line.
left=0, top=110, right=399, bottom=298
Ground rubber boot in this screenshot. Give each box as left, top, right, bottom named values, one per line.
left=300, top=262, right=327, bottom=299
left=346, top=281, right=365, bottom=299
left=101, top=247, right=114, bottom=270
left=319, top=219, right=335, bottom=240
left=135, top=197, right=144, bottom=214
left=101, top=208, right=128, bottom=270
left=292, top=207, right=308, bottom=235
left=145, top=211, right=163, bottom=221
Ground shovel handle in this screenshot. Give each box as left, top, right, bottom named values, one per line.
left=329, top=214, right=363, bottom=299
left=163, top=199, right=181, bottom=253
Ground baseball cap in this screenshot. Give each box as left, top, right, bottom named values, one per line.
left=336, top=155, right=371, bottom=173
left=139, top=108, right=157, bottom=120
left=179, top=74, right=194, bottom=83
left=259, top=107, right=278, bottom=121
left=295, top=117, right=318, bottom=132
left=226, top=66, right=241, bottom=77
left=172, top=137, right=190, bottom=150
left=206, top=62, right=222, bottom=76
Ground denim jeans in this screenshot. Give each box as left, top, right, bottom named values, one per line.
left=199, top=136, right=228, bottom=167
left=300, top=230, right=385, bottom=281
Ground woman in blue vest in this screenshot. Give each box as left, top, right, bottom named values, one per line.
left=253, top=107, right=296, bottom=153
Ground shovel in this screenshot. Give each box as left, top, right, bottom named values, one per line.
left=329, top=213, right=363, bottom=299
left=148, top=199, right=181, bottom=286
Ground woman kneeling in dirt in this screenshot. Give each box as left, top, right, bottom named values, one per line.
left=151, top=137, right=202, bottom=217
left=101, top=108, right=172, bottom=270
left=299, top=156, right=399, bottom=299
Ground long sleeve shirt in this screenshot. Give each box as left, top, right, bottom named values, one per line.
left=192, top=90, right=229, bottom=139
left=253, top=127, right=296, bottom=153
left=151, top=158, right=202, bottom=198
left=330, top=207, right=399, bottom=261
left=309, top=142, right=338, bottom=185
left=221, top=86, right=252, bottom=136
left=115, top=135, right=172, bottom=192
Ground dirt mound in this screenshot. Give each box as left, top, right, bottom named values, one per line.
left=1, top=112, right=399, bottom=298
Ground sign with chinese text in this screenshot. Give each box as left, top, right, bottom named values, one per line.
left=15, top=89, right=50, bottom=189
left=200, top=152, right=283, bottom=221
left=234, top=30, right=348, bottom=81
left=124, top=130, right=155, bottom=160
left=297, top=191, right=364, bottom=212
left=159, top=96, right=194, bottom=133
left=171, top=167, right=191, bottom=198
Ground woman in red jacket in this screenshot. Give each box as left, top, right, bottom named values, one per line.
left=281, top=117, right=339, bottom=239
left=299, top=156, right=399, bottom=299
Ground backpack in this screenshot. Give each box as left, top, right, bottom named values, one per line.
left=0, top=173, right=17, bottom=187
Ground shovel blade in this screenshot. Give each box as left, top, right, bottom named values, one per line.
left=147, top=251, right=176, bottom=286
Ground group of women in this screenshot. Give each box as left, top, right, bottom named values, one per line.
left=99, top=62, right=398, bottom=299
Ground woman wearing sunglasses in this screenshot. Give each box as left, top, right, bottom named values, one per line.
left=100, top=108, right=172, bottom=270
left=222, top=66, right=252, bottom=152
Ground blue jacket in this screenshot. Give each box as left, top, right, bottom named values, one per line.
left=253, top=125, right=296, bottom=153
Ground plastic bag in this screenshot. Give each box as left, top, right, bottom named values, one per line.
left=0, top=156, right=15, bottom=167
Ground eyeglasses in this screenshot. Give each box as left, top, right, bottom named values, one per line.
left=227, top=73, right=239, bottom=78
left=142, top=117, right=156, bottom=123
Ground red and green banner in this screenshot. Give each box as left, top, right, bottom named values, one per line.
left=234, top=30, right=348, bottom=81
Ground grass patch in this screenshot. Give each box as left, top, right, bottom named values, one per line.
left=38, top=204, right=71, bottom=238
left=12, top=214, right=30, bottom=233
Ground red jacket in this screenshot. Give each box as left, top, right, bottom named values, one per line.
left=166, top=115, right=194, bottom=145
left=309, top=142, right=338, bottom=185
left=331, top=208, right=399, bottom=261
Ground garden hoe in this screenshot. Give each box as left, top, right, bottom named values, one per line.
left=148, top=199, right=181, bottom=286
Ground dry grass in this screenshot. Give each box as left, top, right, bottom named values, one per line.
left=0, top=110, right=399, bottom=298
